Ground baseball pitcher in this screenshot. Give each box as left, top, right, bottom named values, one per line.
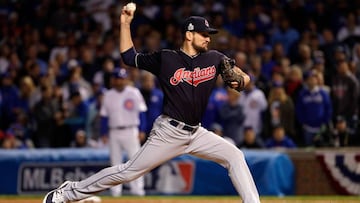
left=43, top=4, right=260, bottom=203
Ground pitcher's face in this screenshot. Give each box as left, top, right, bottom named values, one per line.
left=191, top=32, right=211, bottom=52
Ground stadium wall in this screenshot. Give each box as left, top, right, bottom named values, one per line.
left=0, top=148, right=358, bottom=196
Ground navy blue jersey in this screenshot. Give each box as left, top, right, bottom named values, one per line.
left=135, top=49, right=226, bottom=125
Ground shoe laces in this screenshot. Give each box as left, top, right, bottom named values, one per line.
left=52, top=189, right=65, bottom=203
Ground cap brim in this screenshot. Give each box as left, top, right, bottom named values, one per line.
left=206, top=28, right=218, bottom=34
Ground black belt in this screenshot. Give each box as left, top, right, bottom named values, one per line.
left=169, top=120, right=198, bottom=133
left=111, top=125, right=137, bottom=130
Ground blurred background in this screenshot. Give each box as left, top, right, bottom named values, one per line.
left=0, top=0, right=359, bottom=198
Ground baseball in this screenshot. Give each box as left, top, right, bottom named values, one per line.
left=126, top=2, right=136, bottom=12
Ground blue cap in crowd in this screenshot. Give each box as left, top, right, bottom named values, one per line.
left=112, top=68, right=128, bottom=79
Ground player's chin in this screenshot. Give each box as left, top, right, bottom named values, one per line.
left=194, top=44, right=208, bottom=52
left=200, top=45, right=208, bottom=52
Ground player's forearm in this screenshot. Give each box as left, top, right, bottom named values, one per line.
left=234, top=66, right=250, bottom=87
left=120, top=23, right=134, bottom=53
left=120, top=22, right=137, bottom=67
left=225, top=66, right=250, bottom=91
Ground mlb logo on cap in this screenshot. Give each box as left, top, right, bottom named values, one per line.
left=112, top=68, right=128, bottom=79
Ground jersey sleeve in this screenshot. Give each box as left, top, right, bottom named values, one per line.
left=136, top=51, right=162, bottom=75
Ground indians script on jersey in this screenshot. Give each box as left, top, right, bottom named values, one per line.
left=170, top=66, right=216, bottom=87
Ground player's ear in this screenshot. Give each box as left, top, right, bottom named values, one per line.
left=184, top=31, right=193, bottom=41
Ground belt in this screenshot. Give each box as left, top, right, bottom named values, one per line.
left=169, top=119, right=198, bottom=133
left=111, top=125, right=137, bottom=130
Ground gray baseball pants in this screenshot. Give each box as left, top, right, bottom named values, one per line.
left=62, top=115, right=260, bottom=203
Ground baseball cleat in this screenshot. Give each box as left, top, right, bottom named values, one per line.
left=42, top=181, right=70, bottom=203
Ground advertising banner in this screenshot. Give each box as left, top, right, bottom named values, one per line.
left=0, top=149, right=294, bottom=196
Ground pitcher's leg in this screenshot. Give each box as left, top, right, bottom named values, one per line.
left=186, top=127, right=260, bottom=203
left=124, top=129, right=145, bottom=196
left=62, top=127, right=187, bottom=201
left=109, top=131, right=124, bottom=197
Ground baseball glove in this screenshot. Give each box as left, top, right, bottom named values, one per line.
left=219, top=58, right=245, bottom=92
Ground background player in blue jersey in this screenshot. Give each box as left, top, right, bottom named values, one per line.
left=43, top=4, right=260, bottom=203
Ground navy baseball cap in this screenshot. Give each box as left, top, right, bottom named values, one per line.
left=112, top=68, right=128, bottom=79
left=182, top=16, right=218, bottom=34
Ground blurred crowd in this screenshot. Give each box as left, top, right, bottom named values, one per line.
left=0, top=0, right=359, bottom=150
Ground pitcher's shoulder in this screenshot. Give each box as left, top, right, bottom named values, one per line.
left=205, top=50, right=226, bottom=57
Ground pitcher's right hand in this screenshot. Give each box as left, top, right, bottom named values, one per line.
left=120, top=5, right=135, bottom=25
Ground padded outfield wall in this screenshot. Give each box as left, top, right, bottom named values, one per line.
left=0, top=148, right=358, bottom=196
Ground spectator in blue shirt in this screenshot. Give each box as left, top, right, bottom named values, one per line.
left=0, top=72, right=20, bottom=130
left=270, top=17, right=300, bottom=55
left=219, top=87, right=246, bottom=145
left=86, top=87, right=106, bottom=144
left=6, top=111, right=34, bottom=149
left=296, top=70, right=332, bottom=146
left=265, top=124, right=296, bottom=149
left=260, top=45, right=276, bottom=82
left=64, top=91, right=89, bottom=138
